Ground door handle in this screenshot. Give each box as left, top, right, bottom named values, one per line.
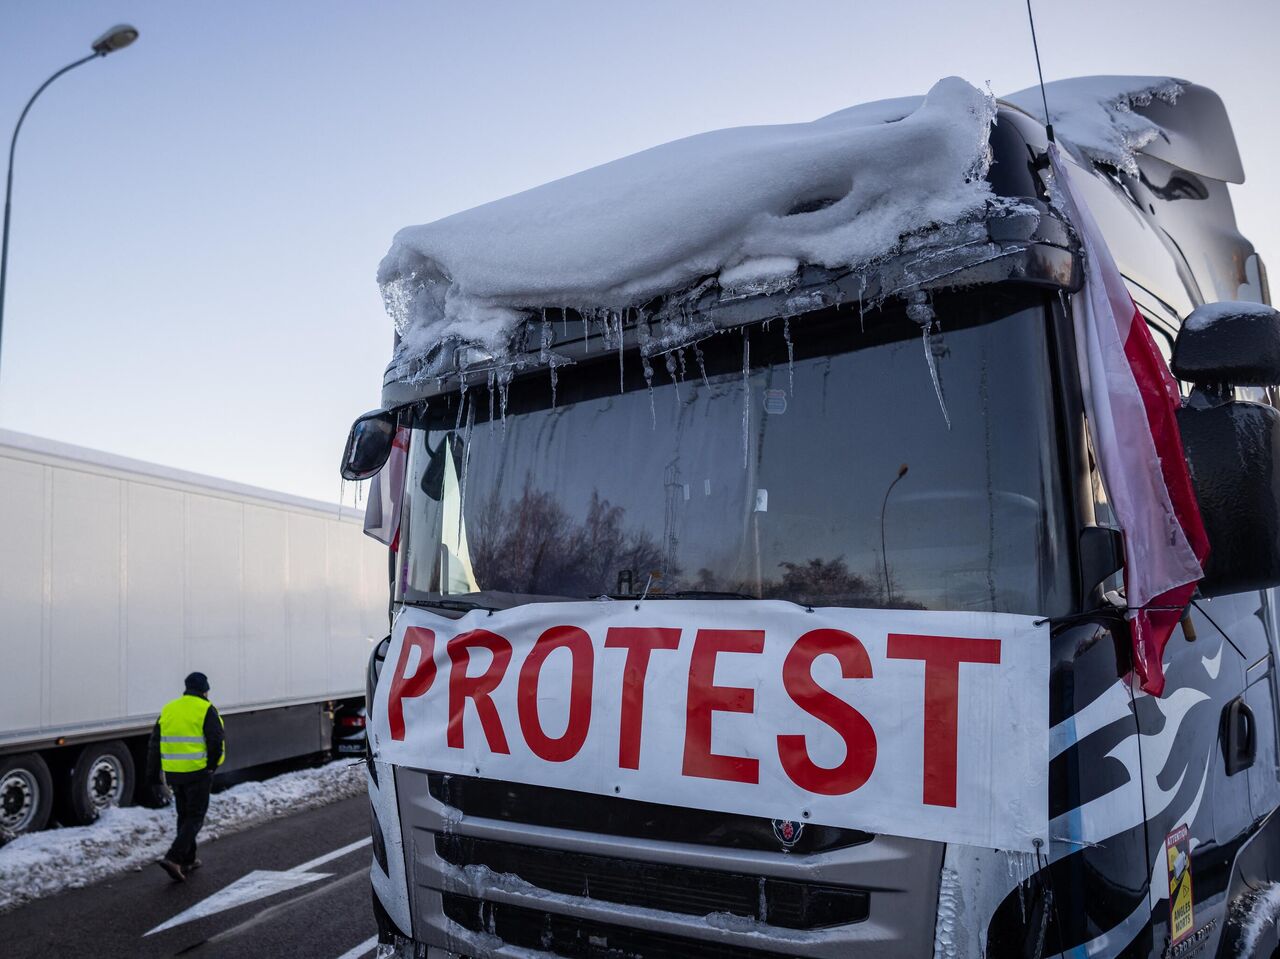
left=1222, top=696, right=1256, bottom=776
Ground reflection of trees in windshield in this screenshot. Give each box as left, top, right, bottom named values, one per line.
left=691, top=557, right=923, bottom=610
left=472, top=482, right=667, bottom=597
left=470, top=479, right=917, bottom=607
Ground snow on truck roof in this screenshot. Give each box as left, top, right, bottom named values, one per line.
left=379, top=75, right=1237, bottom=366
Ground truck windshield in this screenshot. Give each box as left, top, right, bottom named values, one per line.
left=396, top=287, right=1072, bottom=616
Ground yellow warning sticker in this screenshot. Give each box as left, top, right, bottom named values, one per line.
left=1166, top=824, right=1194, bottom=945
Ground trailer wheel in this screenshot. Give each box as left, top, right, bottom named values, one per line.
left=59, top=741, right=135, bottom=826
left=0, top=753, right=54, bottom=837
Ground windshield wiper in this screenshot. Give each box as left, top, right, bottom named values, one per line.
left=599, top=590, right=758, bottom=601
left=662, top=590, right=758, bottom=600
left=410, top=598, right=498, bottom=613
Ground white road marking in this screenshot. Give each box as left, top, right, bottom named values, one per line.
left=144, top=836, right=373, bottom=936
left=333, top=934, right=379, bottom=959
left=292, top=836, right=373, bottom=873
left=145, top=870, right=331, bottom=935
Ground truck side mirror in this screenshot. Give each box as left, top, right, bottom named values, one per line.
left=341, top=410, right=397, bottom=481
left=1173, top=302, right=1280, bottom=388
left=1174, top=302, right=1280, bottom=597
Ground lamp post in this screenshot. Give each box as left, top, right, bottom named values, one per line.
left=880, top=462, right=909, bottom=606
left=0, top=24, right=139, bottom=393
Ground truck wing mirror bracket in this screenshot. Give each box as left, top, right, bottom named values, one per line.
left=1079, top=526, right=1124, bottom=600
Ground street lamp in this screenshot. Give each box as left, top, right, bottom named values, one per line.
left=0, top=24, right=139, bottom=392
left=880, top=462, right=909, bottom=606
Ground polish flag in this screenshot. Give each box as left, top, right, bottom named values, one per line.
left=1050, top=145, right=1210, bottom=696
left=363, top=425, right=411, bottom=549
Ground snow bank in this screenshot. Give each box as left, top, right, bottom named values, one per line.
left=0, top=761, right=364, bottom=913
left=1005, top=76, right=1184, bottom=176
left=380, top=77, right=996, bottom=361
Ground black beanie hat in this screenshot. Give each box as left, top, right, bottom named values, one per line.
left=184, top=671, right=210, bottom=694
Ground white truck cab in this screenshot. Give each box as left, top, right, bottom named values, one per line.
left=346, top=77, right=1280, bottom=958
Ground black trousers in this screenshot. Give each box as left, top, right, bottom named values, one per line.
left=165, top=774, right=213, bottom=866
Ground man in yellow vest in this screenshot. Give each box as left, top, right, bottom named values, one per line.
left=145, top=672, right=225, bottom=882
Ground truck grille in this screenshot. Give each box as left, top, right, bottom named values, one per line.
left=443, top=893, right=808, bottom=959
left=428, top=772, right=871, bottom=853
left=437, top=834, right=869, bottom=930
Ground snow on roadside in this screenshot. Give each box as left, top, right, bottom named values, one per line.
left=0, top=760, right=365, bottom=914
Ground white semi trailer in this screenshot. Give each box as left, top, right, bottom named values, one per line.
left=0, top=429, right=389, bottom=837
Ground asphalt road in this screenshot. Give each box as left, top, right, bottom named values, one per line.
left=0, top=795, right=379, bottom=959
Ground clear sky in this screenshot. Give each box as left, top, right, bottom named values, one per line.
left=1, top=0, right=1276, bottom=503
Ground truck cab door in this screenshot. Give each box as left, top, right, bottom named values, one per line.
left=1192, top=591, right=1280, bottom=820
left=1132, top=594, right=1267, bottom=956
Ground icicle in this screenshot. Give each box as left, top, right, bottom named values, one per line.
left=454, top=379, right=468, bottom=433
left=922, top=323, right=951, bottom=429
left=665, top=350, right=680, bottom=404
left=907, top=291, right=951, bottom=430
left=757, top=877, right=768, bottom=920
left=741, top=332, right=750, bottom=469
left=486, top=369, right=496, bottom=434
left=617, top=313, right=626, bottom=395
left=634, top=314, right=657, bottom=428
left=1001, top=850, right=1037, bottom=924
left=457, top=401, right=475, bottom=545
left=338, top=478, right=348, bottom=515
left=858, top=274, right=867, bottom=333
left=538, top=315, right=560, bottom=409
left=783, top=317, right=794, bottom=395
left=497, top=369, right=511, bottom=432
left=695, top=342, right=710, bottom=388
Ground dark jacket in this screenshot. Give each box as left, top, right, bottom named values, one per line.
left=146, top=696, right=225, bottom=785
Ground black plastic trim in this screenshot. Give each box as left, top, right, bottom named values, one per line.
left=436, top=833, right=869, bottom=930
left=427, top=771, right=871, bottom=854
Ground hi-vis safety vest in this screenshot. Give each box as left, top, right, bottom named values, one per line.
left=158, top=695, right=225, bottom=774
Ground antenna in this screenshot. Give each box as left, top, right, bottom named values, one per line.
left=1025, top=0, right=1055, bottom=143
